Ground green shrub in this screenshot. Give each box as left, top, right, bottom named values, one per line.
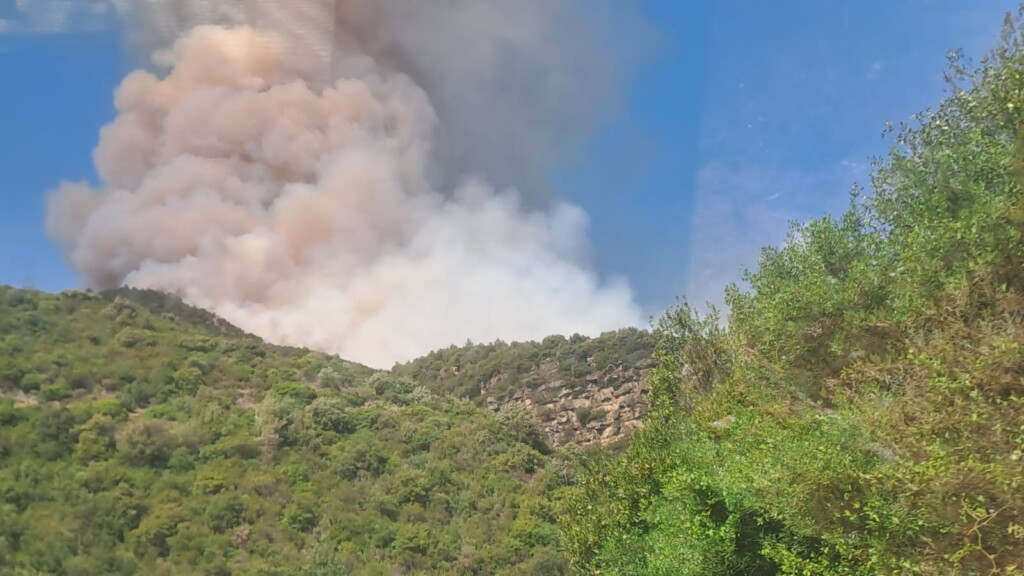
left=18, top=372, right=44, bottom=393
left=39, top=383, right=73, bottom=402
left=114, top=328, right=155, bottom=348
left=283, top=496, right=319, bottom=533
left=116, top=418, right=177, bottom=467
left=560, top=12, right=1024, bottom=574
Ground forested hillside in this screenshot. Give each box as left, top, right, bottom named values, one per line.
left=560, top=13, right=1024, bottom=575
left=395, top=330, right=654, bottom=445
left=6, top=8, right=1024, bottom=576
left=0, top=288, right=586, bottom=575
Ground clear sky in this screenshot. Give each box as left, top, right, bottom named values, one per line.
left=0, top=0, right=1018, bottom=317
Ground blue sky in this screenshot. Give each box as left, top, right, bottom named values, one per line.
left=0, top=0, right=1018, bottom=317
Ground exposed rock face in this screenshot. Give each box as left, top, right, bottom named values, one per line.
left=487, top=357, right=654, bottom=446
left=391, top=328, right=656, bottom=446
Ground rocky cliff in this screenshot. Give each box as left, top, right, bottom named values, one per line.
left=393, top=329, right=655, bottom=446
left=489, top=358, right=653, bottom=445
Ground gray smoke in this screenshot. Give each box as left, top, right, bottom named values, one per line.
left=47, top=1, right=645, bottom=367
left=112, top=0, right=646, bottom=199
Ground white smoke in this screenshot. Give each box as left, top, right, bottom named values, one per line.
left=46, top=1, right=645, bottom=367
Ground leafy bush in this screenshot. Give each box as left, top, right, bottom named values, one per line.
left=560, top=10, right=1024, bottom=574
left=39, top=382, right=73, bottom=402
left=496, top=402, right=543, bottom=445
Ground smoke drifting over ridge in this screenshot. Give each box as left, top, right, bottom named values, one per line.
left=47, top=0, right=645, bottom=367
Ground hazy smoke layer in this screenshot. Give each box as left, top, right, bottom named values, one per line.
left=47, top=3, right=643, bottom=367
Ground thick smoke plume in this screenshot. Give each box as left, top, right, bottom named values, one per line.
left=47, top=0, right=644, bottom=367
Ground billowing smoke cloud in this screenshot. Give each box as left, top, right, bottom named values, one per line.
left=110, top=0, right=645, bottom=200
left=46, top=1, right=645, bottom=367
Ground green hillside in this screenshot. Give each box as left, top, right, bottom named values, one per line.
left=6, top=8, right=1024, bottom=576
left=0, top=288, right=583, bottom=575
left=559, top=13, right=1024, bottom=576
left=394, top=329, right=653, bottom=403
left=394, top=329, right=655, bottom=446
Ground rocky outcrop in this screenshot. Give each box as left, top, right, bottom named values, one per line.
left=391, top=327, right=657, bottom=446
left=485, top=357, right=654, bottom=446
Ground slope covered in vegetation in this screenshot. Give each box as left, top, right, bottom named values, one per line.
left=395, top=329, right=653, bottom=402
left=395, top=329, right=655, bottom=445
left=7, top=8, right=1024, bottom=576
left=0, top=288, right=583, bottom=575
left=560, top=12, right=1024, bottom=576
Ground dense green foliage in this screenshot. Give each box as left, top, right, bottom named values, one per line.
left=0, top=288, right=580, bottom=575
left=8, top=10, right=1024, bottom=576
left=559, top=12, right=1024, bottom=575
left=394, top=329, right=653, bottom=401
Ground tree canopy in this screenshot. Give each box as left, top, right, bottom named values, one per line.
left=559, top=10, right=1024, bottom=575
